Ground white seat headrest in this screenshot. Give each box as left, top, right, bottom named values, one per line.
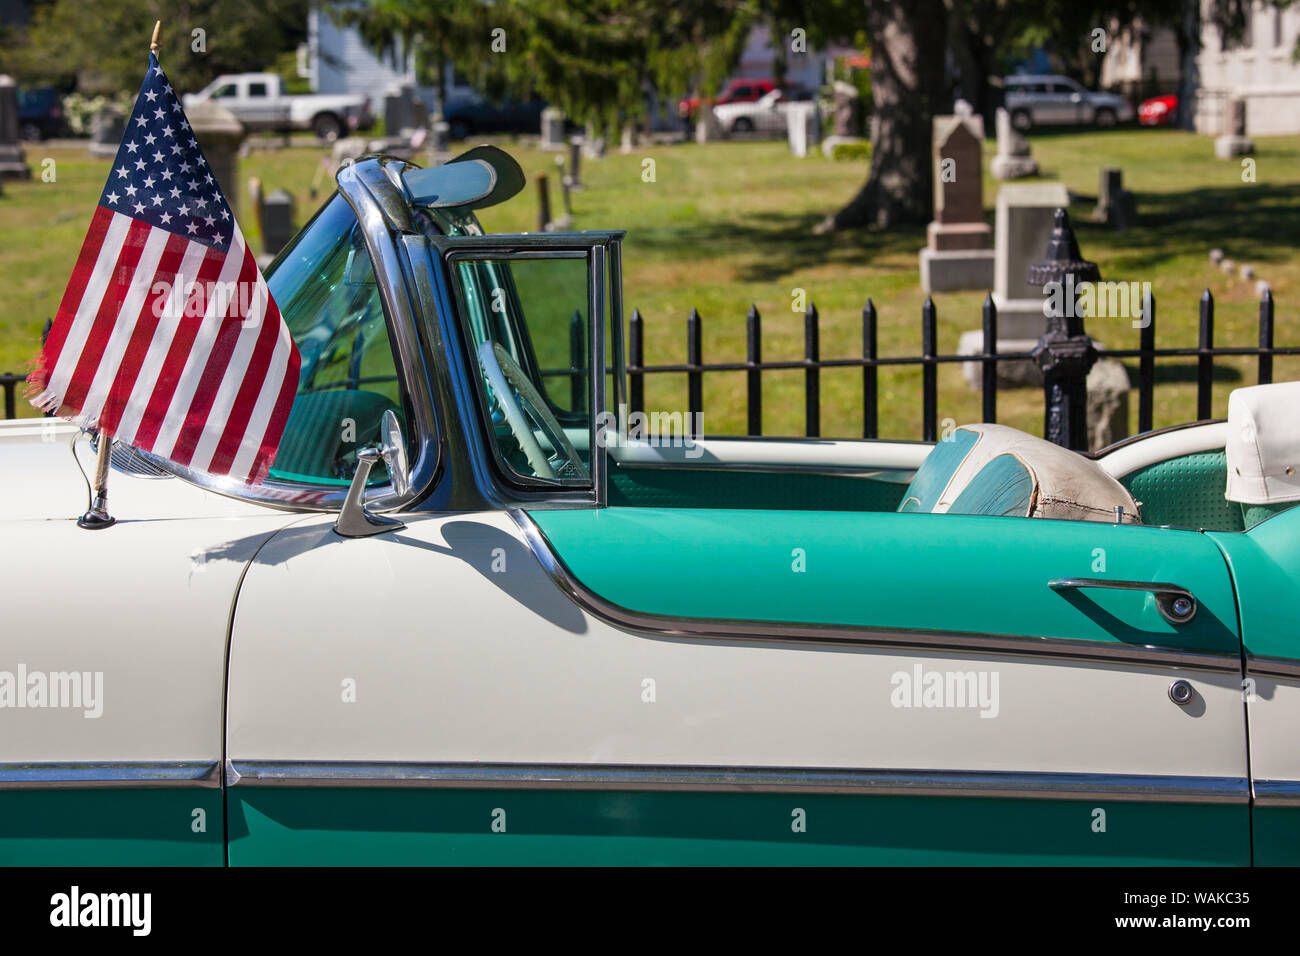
left=1225, top=382, right=1300, bottom=505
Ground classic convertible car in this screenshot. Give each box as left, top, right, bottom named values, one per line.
left=2, top=147, right=1298, bottom=866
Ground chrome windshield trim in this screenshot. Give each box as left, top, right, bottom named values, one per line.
left=1253, top=779, right=1300, bottom=807
left=226, top=760, right=1247, bottom=803
left=138, top=157, right=442, bottom=515
left=1247, top=656, right=1300, bottom=680
left=507, top=509, right=1241, bottom=674
left=0, top=760, right=221, bottom=789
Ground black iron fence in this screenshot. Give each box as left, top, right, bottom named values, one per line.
left=611, top=286, right=1297, bottom=447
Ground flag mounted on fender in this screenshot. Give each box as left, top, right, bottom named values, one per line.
left=28, top=52, right=301, bottom=485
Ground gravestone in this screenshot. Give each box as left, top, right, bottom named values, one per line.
left=262, top=189, right=296, bottom=256
left=383, top=84, right=416, bottom=136
left=786, top=101, right=820, bottom=158
left=88, top=104, right=127, bottom=159
left=0, top=75, right=31, bottom=179
left=695, top=106, right=723, bottom=143
left=1092, top=167, right=1136, bottom=230
left=187, top=100, right=247, bottom=219
left=821, top=80, right=865, bottom=158
left=428, top=113, right=450, bottom=165
left=990, top=107, right=1037, bottom=180
left=1215, top=97, right=1254, bottom=159
left=581, top=124, right=606, bottom=159
left=994, top=182, right=1071, bottom=338
left=540, top=108, right=566, bottom=151
left=919, top=112, right=994, bottom=292
left=958, top=181, right=1071, bottom=388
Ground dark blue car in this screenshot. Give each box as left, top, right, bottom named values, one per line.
left=17, top=87, right=64, bottom=141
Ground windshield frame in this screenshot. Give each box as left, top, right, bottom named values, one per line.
left=136, top=159, right=443, bottom=513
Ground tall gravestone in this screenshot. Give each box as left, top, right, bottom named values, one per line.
left=88, top=104, right=127, bottom=159
left=918, top=112, right=994, bottom=292
left=0, top=75, right=31, bottom=179
left=187, top=100, right=247, bottom=220
left=958, top=181, right=1071, bottom=389
left=540, top=108, right=566, bottom=151
left=1215, top=97, right=1254, bottom=159
left=990, top=107, right=1037, bottom=180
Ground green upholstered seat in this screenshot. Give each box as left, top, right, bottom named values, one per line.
left=1119, top=451, right=1243, bottom=531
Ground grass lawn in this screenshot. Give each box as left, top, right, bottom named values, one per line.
left=3, top=127, right=1298, bottom=439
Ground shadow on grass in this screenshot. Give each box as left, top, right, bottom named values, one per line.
left=631, top=208, right=926, bottom=284
left=629, top=178, right=1296, bottom=289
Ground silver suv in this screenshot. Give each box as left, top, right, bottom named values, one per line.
left=1003, top=75, right=1133, bottom=130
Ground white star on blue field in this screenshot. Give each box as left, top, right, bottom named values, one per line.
left=99, top=52, right=233, bottom=251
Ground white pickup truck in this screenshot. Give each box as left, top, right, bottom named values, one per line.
left=182, top=73, right=373, bottom=141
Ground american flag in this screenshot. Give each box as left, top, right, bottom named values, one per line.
left=28, top=52, right=301, bottom=484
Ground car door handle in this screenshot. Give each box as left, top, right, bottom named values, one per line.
left=1048, top=577, right=1198, bottom=625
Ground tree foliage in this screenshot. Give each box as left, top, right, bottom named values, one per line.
left=336, top=0, right=758, bottom=132
left=2, top=0, right=311, bottom=94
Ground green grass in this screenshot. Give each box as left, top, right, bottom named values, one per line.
left=4, top=127, right=1299, bottom=438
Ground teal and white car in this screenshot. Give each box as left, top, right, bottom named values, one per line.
left=2, top=148, right=1297, bottom=866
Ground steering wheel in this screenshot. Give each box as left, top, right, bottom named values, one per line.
left=476, top=340, right=586, bottom=480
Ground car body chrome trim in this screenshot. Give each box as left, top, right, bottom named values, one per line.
left=507, top=510, right=1240, bottom=674
left=226, top=760, right=1247, bottom=803
left=1247, top=655, right=1300, bottom=680
left=0, top=760, right=221, bottom=789
left=1253, top=779, right=1300, bottom=807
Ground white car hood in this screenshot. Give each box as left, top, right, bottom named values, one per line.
left=0, top=418, right=295, bottom=523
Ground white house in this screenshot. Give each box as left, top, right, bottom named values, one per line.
left=306, top=2, right=415, bottom=107
left=1101, top=1, right=1300, bottom=135
left=1193, top=0, right=1300, bottom=134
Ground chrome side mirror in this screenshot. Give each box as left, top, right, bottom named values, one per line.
left=335, top=410, right=409, bottom=538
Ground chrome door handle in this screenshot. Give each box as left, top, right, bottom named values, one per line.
left=1048, top=578, right=1198, bottom=625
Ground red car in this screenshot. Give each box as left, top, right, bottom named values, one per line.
left=1139, top=94, right=1177, bottom=126
left=678, top=78, right=777, bottom=120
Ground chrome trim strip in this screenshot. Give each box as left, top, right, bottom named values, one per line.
left=226, top=760, right=1247, bottom=803
left=1247, top=656, right=1300, bottom=680
left=1253, top=779, right=1300, bottom=807
left=507, top=510, right=1241, bottom=673
left=0, top=761, right=221, bottom=790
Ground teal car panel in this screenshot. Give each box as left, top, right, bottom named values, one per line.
left=529, top=507, right=1242, bottom=656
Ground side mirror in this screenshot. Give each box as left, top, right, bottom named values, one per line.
left=334, top=409, right=409, bottom=538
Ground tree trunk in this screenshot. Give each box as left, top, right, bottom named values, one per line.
left=816, top=0, right=948, bottom=232
left=1174, top=0, right=1201, bottom=130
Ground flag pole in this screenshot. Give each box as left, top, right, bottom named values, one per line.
left=78, top=21, right=161, bottom=531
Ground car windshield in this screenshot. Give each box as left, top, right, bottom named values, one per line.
left=261, top=193, right=406, bottom=485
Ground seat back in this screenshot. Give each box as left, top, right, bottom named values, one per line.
left=1225, top=381, right=1300, bottom=527
left=898, top=424, right=1140, bottom=523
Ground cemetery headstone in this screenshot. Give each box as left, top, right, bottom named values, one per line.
left=262, top=189, right=297, bottom=257
left=1214, top=97, right=1254, bottom=159
left=1092, top=167, right=1136, bottom=230
left=786, top=101, right=820, bottom=158
left=994, top=182, right=1071, bottom=338
left=187, top=100, right=247, bottom=219
left=540, top=108, right=566, bottom=151
left=919, top=112, right=994, bottom=293
left=958, top=181, right=1071, bottom=388
left=88, top=104, right=127, bottom=159
left=821, top=80, right=865, bottom=158
left=990, top=107, right=1037, bottom=180
left=0, top=75, right=31, bottom=179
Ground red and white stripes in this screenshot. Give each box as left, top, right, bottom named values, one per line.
left=29, top=206, right=300, bottom=484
